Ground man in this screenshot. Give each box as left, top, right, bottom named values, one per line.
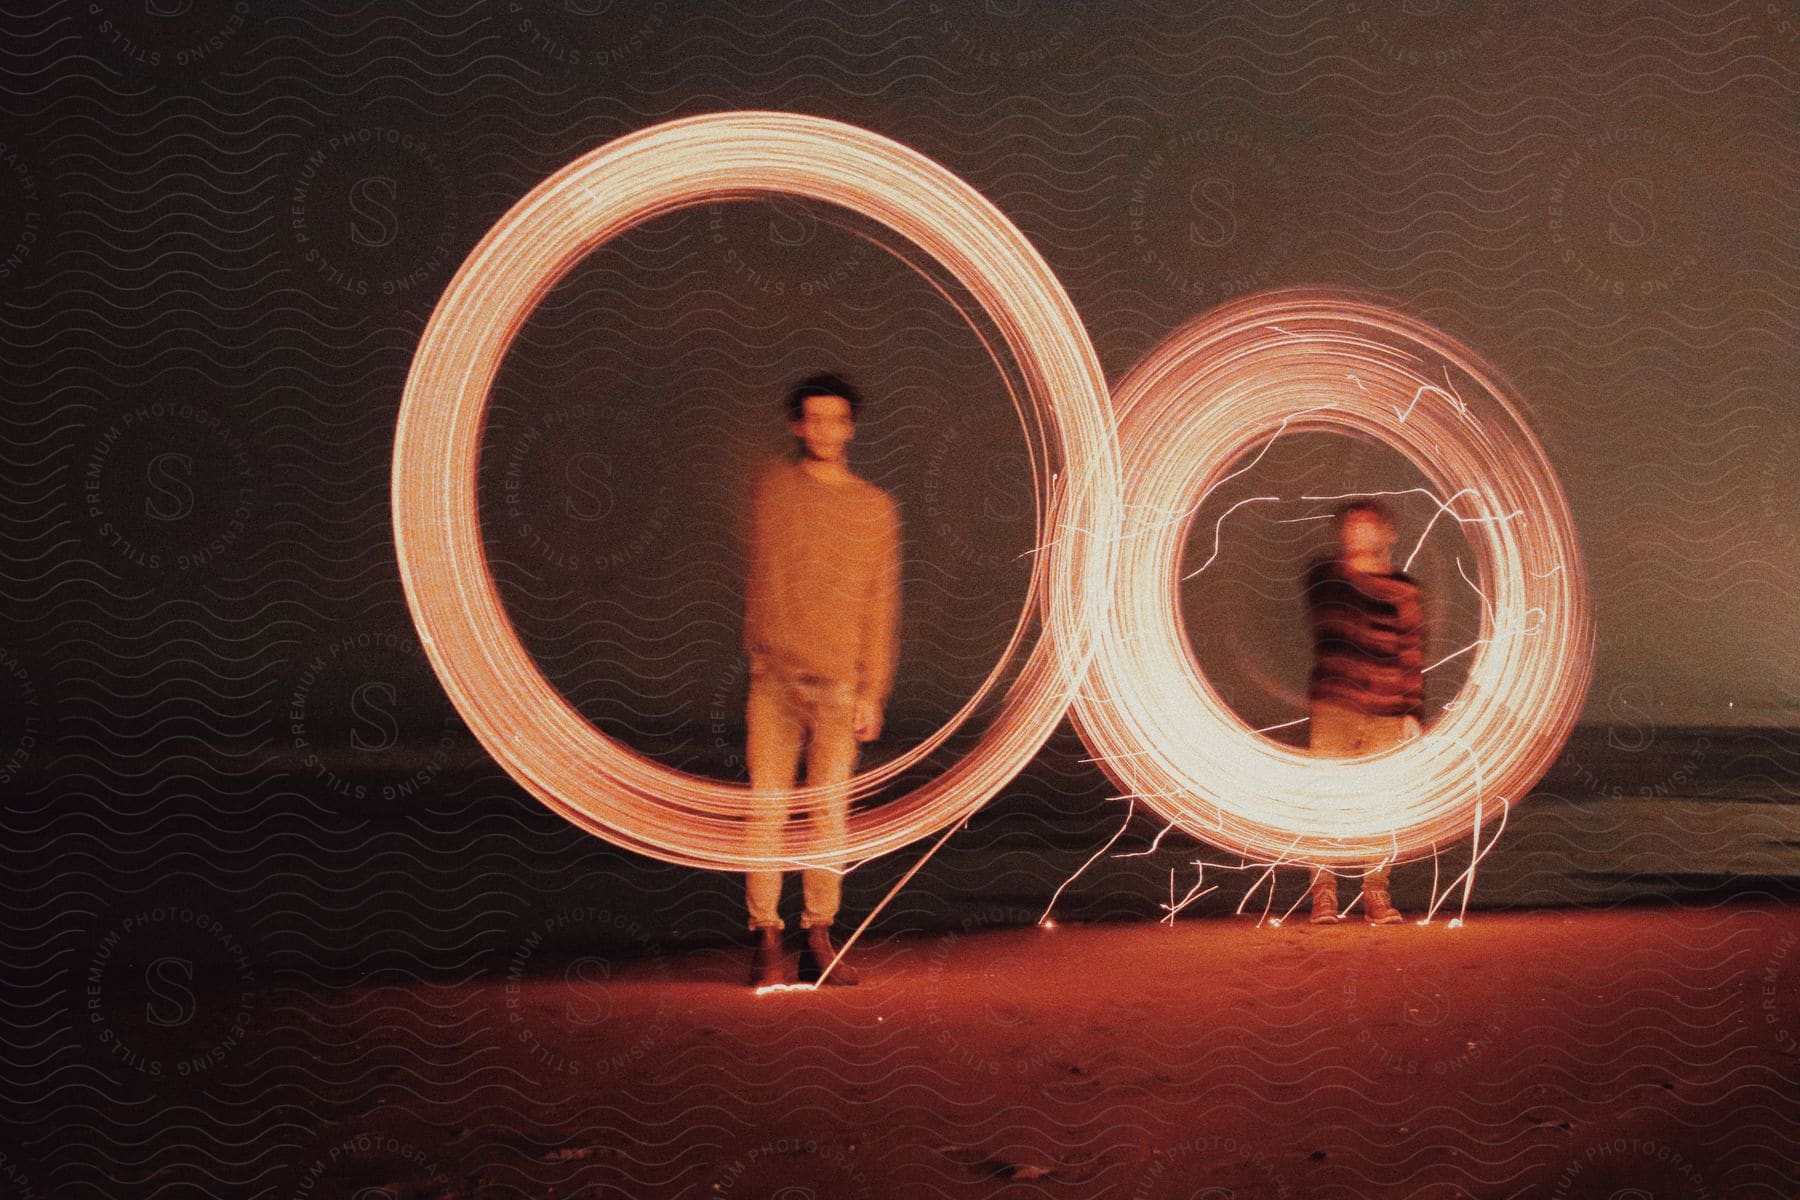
left=1302, top=499, right=1425, bottom=926
left=741, top=373, right=901, bottom=987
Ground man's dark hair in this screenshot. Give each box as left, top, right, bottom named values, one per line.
left=1335, top=498, right=1394, bottom=528
left=786, top=372, right=863, bottom=422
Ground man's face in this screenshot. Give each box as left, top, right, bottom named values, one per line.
left=1340, top=510, right=1395, bottom=561
left=792, top=392, right=854, bottom=462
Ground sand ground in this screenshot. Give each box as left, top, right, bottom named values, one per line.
left=93, top=902, right=1800, bottom=1199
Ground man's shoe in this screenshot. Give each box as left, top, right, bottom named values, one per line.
left=748, top=926, right=788, bottom=988
left=798, top=925, right=860, bottom=986
left=1364, top=888, right=1405, bottom=925
left=1309, top=882, right=1342, bottom=924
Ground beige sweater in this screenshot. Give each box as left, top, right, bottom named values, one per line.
left=743, top=462, right=901, bottom=706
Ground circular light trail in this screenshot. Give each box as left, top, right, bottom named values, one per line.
left=1072, top=289, right=1593, bottom=868
left=393, top=112, right=1119, bottom=870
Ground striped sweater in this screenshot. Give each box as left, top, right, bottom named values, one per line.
left=1302, top=558, right=1425, bottom=718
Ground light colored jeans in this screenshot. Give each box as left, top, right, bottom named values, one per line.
left=744, top=670, right=858, bottom=931
left=1308, top=698, right=1407, bottom=893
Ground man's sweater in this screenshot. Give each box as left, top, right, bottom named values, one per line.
left=743, top=461, right=901, bottom=707
left=1302, top=558, right=1425, bottom=719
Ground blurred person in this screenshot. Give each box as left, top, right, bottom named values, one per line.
left=741, top=373, right=901, bottom=986
left=1301, top=499, right=1425, bottom=925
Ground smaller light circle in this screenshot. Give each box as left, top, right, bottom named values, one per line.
left=1072, top=289, right=1593, bottom=867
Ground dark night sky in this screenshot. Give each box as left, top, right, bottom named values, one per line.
left=3, top=1, right=1793, bottom=788
left=0, top=3, right=1791, bottom=848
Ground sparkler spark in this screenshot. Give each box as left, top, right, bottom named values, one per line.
left=393, top=112, right=1121, bottom=871
left=1070, top=290, right=1594, bottom=869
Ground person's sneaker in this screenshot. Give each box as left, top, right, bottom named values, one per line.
left=1363, top=888, right=1405, bottom=925
left=1309, top=882, right=1342, bottom=924
left=798, top=925, right=861, bottom=986
left=748, top=925, right=788, bottom=988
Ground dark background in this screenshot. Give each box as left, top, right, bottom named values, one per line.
left=0, top=1, right=1795, bottom=1194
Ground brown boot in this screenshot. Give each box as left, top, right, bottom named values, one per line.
left=798, top=924, right=860, bottom=986
left=1363, top=887, right=1404, bottom=926
left=1309, top=876, right=1341, bottom=924
left=748, top=925, right=788, bottom=988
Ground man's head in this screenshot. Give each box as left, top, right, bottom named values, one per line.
left=786, top=372, right=862, bottom=464
left=1336, top=499, right=1397, bottom=564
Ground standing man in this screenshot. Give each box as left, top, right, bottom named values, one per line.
left=741, top=373, right=901, bottom=987
left=1302, top=499, right=1425, bottom=926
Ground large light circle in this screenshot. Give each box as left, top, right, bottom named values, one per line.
left=1072, top=289, right=1592, bottom=867
left=394, top=112, right=1118, bottom=870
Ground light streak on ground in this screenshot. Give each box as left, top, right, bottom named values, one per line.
left=1037, top=799, right=1134, bottom=926
left=755, top=815, right=969, bottom=994
left=394, top=112, right=1121, bottom=871
left=1070, top=289, right=1594, bottom=874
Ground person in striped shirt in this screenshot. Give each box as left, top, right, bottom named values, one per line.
left=1302, top=499, right=1425, bottom=926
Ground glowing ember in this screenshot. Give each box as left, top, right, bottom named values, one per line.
left=1070, top=289, right=1593, bottom=871
left=393, top=112, right=1120, bottom=870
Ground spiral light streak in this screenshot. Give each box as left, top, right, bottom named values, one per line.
left=1071, top=290, right=1593, bottom=868
left=393, top=112, right=1119, bottom=870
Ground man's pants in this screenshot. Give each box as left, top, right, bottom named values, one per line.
left=1309, top=698, right=1407, bottom=894
left=744, top=672, right=858, bottom=931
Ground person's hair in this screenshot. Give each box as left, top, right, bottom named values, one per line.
left=786, top=372, right=863, bottom=422
left=1335, top=498, right=1394, bottom=529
